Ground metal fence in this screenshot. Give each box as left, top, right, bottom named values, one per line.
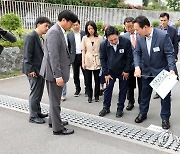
left=0, top=1, right=180, bottom=30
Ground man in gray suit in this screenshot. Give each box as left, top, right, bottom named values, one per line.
left=22, top=17, right=51, bottom=124
left=40, top=10, right=78, bottom=135
left=133, top=16, right=176, bottom=129
left=67, top=19, right=87, bottom=97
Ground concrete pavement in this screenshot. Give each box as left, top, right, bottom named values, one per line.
left=0, top=63, right=180, bottom=153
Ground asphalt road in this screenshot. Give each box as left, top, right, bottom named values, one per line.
left=0, top=63, right=180, bottom=154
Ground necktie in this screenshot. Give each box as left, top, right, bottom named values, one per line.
left=131, top=34, right=136, bottom=48
left=40, top=37, right=44, bottom=50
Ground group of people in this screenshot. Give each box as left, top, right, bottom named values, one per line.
left=22, top=10, right=179, bottom=135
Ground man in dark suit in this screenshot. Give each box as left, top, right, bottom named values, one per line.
left=133, top=16, right=176, bottom=129
left=153, top=12, right=178, bottom=99
left=40, top=10, right=78, bottom=135
left=123, top=17, right=142, bottom=111
left=99, top=26, right=133, bottom=118
left=22, top=17, right=51, bottom=124
left=67, top=19, right=87, bottom=97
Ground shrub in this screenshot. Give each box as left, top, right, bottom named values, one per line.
left=96, top=21, right=103, bottom=32
left=174, top=22, right=179, bottom=28
left=114, top=24, right=124, bottom=33
left=96, top=21, right=104, bottom=36
left=0, top=38, right=24, bottom=48
left=0, top=13, right=22, bottom=31
left=12, top=28, right=32, bottom=38
left=152, top=21, right=160, bottom=27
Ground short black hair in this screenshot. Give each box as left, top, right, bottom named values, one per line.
left=160, top=12, right=170, bottom=20
left=35, top=17, right=51, bottom=28
left=85, top=21, right=98, bottom=37
left=133, top=16, right=150, bottom=29
left=76, top=19, right=80, bottom=24
left=105, top=26, right=119, bottom=38
left=124, top=17, right=134, bottom=25
left=58, top=10, right=78, bottom=23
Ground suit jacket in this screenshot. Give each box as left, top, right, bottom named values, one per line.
left=40, top=23, right=71, bottom=82
left=122, top=32, right=136, bottom=50
left=100, top=36, right=133, bottom=76
left=22, top=30, right=44, bottom=76
left=122, top=32, right=138, bottom=70
left=67, top=30, right=85, bottom=63
left=158, top=25, right=178, bottom=59
left=134, top=28, right=176, bottom=78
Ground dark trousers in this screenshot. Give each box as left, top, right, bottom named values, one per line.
left=103, top=73, right=128, bottom=110
left=84, top=69, right=100, bottom=99
left=28, top=76, right=45, bottom=118
left=140, top=77, right=171, bottom=120
left=72, top=54, right=86, bottom=92
left=127, top=69, right=142, bottom=104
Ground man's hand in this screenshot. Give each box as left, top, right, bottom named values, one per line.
left=122, top=72, right=129, bottom=80
left=28, top=72, right=37, bottom=77
left=82, top=62, right=86, bottom=70
left=56, top=77, right=64, bottom=87
left=134, top=66, right=141, bottom=77
left=169, top=70, right=175, bottom=75
left=105, top=75, right=113, bottom=85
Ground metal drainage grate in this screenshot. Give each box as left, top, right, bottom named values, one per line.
left=0, top=94, right=180, bottom=153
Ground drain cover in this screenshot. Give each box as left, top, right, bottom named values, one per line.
left=0, top=94, right=179, bottom=153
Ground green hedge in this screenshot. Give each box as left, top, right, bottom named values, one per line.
left=0, top=13, right=22, bottom=31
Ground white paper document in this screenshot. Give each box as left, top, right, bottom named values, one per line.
left=150, top=70, right=178, bottom=99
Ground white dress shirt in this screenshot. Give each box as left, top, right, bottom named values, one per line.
left=58, top=23, right=68, bottom=46
left=74, top=31, right=81, bottom=54
left=110, top=40, right=119, bottom=52
left=145, top=28, right=154, bottom=56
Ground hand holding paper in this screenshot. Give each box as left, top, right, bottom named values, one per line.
left=150, top=70, right=178, bottom=99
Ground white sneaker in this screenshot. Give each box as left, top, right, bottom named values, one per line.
left=61, top=96, right=66, bottom=101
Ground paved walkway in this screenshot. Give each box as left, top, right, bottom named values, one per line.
left=0, top=63, right=180, bottom=153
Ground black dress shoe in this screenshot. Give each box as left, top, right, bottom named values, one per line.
left=126, top=103, right=134, bottom=111
left=38, top=113, right=48, bottom=118
left=162, top=120, right=170, bottom=129
left=135, top=114, right=147, bottom=123
left=49, top=121, right=68, bottom=128
left=53, top=128, right=74, bottom=135
left=153, top=93, right=160, bottom=99
left=74, top=91, right=80, bottom=97
left=99, top=89, right=104, bottom=96
left=85, top=90, right=88, bottom=97
left=95, top=97, right=99, bottom=102
left=116, top=109, right=123, bottom=118
left=29, top=117, right=45, bottom=124
left=99, top=108, right=110, bottom=117
left=88, top=97, right=92, bottom=103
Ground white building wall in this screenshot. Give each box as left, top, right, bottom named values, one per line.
left=124, top=0, right=143, bottom=6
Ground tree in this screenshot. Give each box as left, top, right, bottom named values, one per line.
left=143, top=0, right=149, bottom=6
left=167, top=0, right=180, bottom=11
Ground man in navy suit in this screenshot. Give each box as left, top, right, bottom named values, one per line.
left=159, top=12, right=178, bottom=60
left=133, top=16, right=176, bottom=129
left=123, top=17, right=142, bottom=111
left=99, top=26, right=133, bottom=118
left=67, top=20, right=87, bottom=97
left=154, top=12, right=178, bottom=99
left=22, top=17, right=51, bottom=124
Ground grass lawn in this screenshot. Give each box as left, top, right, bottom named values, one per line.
left=0, top=71, right=23, bottom=79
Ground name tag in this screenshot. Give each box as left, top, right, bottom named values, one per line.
left=153, top=47, right=160, bottom=52
left=119, top=49, right=124, bottom=53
